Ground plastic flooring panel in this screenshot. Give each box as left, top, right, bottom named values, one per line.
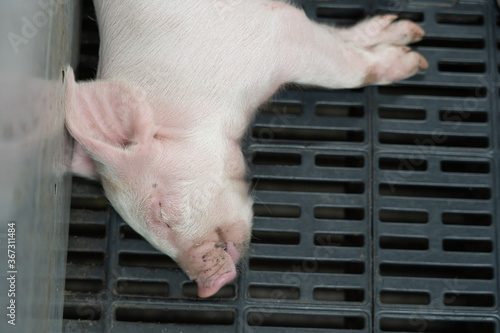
left=63, top=1, right=500, bottom=332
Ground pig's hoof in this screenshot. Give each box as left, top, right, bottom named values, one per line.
left=339, top=15, right=425, bottom=48
left=355, top=14, right=398, bottom=40
left=375, top=19, right=425, bottom=46
left=365, top=44, right=428, bottom=85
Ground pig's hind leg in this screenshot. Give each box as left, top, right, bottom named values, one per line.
left=279, top=8, right=428, bottom=88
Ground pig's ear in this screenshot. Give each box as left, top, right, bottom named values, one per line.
left=64, top=67, right=155, bottom=167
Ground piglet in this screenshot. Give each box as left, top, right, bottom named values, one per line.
left=65, top=0, right=427, bottom=298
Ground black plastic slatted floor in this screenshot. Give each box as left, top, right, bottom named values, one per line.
left=63, top=1, right=500, bottom=332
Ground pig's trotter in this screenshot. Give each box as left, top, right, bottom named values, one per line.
left=334, top=15, right=425, bottom=47
left=333, top=14, right=427, bottom=85
left=363, top=44, right=429, bottom=86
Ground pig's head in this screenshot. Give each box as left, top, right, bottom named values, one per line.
left=65, top=69, right=253, bottom=297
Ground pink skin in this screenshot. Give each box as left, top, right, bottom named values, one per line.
left=66, top=0, right=427, bottom=298
left=179, top=240, right=240, bottom=298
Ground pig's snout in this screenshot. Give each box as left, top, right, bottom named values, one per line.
left=184, top=240, right=241, bottom=298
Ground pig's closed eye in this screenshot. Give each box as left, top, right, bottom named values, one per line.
left=153, top=132, right=166, bottom=141
left=120, top=139, right=135, bottom=148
